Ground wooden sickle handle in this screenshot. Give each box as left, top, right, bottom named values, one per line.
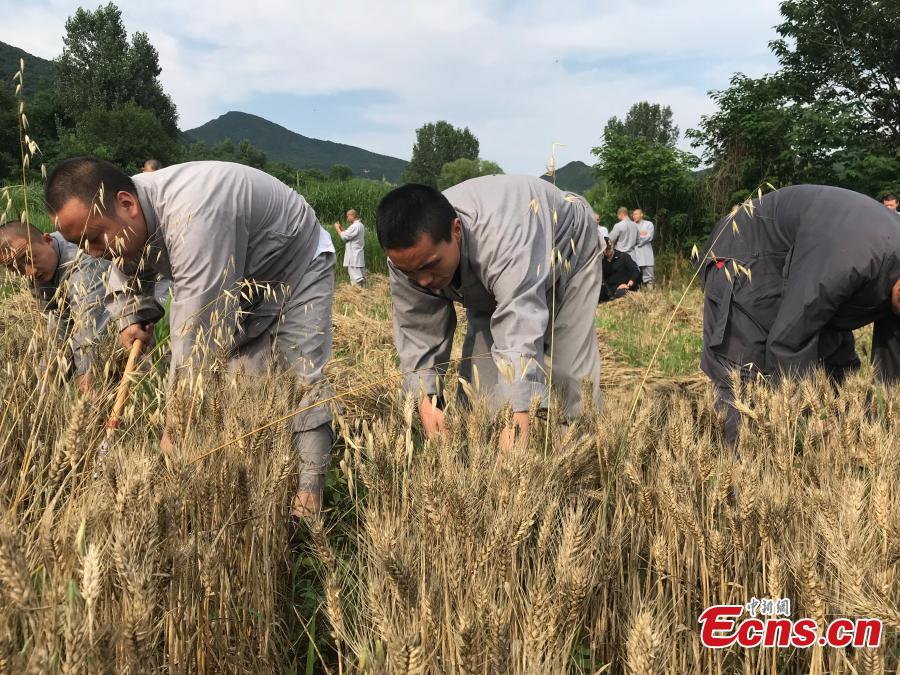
left=106, top=339, right=144, bottom=431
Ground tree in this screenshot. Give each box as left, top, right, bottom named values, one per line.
left=55, top=3, right=178, bottom=136
left=329, top=164, right=353, bottom=181
left=402, top=121, right=479, bottom=187
left=593, top=102, right=703, bottom=250
left=58, top=102, right=180, bottom=174
left=605, top=102, right=679, bottom=147
left=237, top=139, right=267, bottom=170
left=772, top=0, right=900, bottom=144
left=437, top=158, right=503, bottom=190
left=265, top=161, right=299, bottom=186
left=688, top=0, right=900, bottom=206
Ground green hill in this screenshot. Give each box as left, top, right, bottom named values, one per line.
left=541, top=160, right=596, bottom=194
left=185, top=111, right=408, bottom=182
left=0, top=41, right=55, bottom=96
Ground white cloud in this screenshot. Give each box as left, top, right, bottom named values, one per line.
left=0, top=0, right=782, bottom=173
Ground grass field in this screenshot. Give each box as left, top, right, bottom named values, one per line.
left=0, top=253, right=898, bottom=673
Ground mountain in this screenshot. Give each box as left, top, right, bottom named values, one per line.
left=185, top=111, right=408, bottom=182
left=541, top=160, right=596, bottom=194
left=0, top=41, right=55, bottom=96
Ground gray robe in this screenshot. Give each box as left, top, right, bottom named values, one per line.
left=609, top=219, right=639, bottom=256
left=104, top=162, right=335, bottom=434
left=389, top=174, right=602, bottom=415
left=33, top=232, right=111, bottom=376
left=633, top=219, right=655, bottom=267
left=699, top=184, right=900, bottom=384
left=340, top=219, right=365, bottom=268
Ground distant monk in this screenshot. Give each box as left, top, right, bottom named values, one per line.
left=883, top=193, right=898, bottom=215
left=376, top=175, right=602, bottom=449
left=631, top=208, right=655, bottom=288
left=608, top=206, right=639, bottom=258
left=698, top=185, right=900, bottom=445
left=0, top=219, right=110, bottom=392
left=599, top=237, right=641, bottom=301
left=143, top=159, right=162, bottom=173
left=334, top=209, right=366, bottom=287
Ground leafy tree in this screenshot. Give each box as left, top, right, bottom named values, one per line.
left=604, top=102, right=679, bottom=147
left=211, top=138, right=235, bottom=161
left=265, top=161, right=299, bottom=186
left=689, top=0, right=900, bottom=206
left=58, top=102, right=180, bottom=174
left=55, top=3, right=178, bottom=136
left=772, top=0, right=900, bottom=144
left=402, top=121, right=479, bottom=187
left=593, top=102, right=703, bottom=250
left=437, top=158, right=503, bottom=190
left=237, top=138, right=267, bottom=169
left=329, top=164, right=353, bottom=181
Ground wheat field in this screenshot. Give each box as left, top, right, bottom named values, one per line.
left=0, top=272, right=898, bottom=674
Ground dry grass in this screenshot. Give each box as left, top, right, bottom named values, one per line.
left=0, top=271, right=898, bottom=673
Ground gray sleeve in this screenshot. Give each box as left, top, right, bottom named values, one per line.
left=66, top=255, right=112, bottom=376
left=340, top=221, right=361, bottom=242
left=638, top=221, right=654, bottom=245
left=608, top=222, right=622, bottom=245
left=389, top=263, right=456, bottom=398
left=481, top=219, right=550, bottom=411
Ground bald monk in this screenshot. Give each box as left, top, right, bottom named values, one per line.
left=376, top=175, right=603, bottom=447
left=46, top=156, right=338, bottom=518
left=0, top=219, right=110, bottom=392
left=699, top=185, right=900, bottom=444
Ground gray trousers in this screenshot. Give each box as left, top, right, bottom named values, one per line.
left=228, top=251, right=337, bottom=493
left=459, top=248, right=603, bottom=419
left=640, top=265, right=654, bottom=286
left=347, top=266, right=366, bottom=287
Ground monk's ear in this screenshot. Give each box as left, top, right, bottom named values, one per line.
left=42, top=233, right=53, bottom=245
left=115, top=190, right=141, bottom=218
left=451, top=217, right=462, bottom=240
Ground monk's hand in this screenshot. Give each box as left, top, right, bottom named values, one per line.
left=76, top=372, right=95, bottom=397
left=160, top=429, right=174, bottom=455
left=419, top=394, right=446, bottom=437
left=119, top=322, right=153, bottom=351
left=499, top=411, right=530, bottom=452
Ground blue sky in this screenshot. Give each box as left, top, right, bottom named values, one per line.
left=1, top=0, right=783, bottom=174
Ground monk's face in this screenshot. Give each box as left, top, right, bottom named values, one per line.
left=52, top=191, right=147, bottom=269
left=892, top=278, right=900, bottom=316
left=604, top=240, right=615, bottom=261
left=386, top=218, right=462, bottom=291
left=2, top=233, right=58, bottom=283
left=632, top=209, right=643, bottom=223
left=884, top=198, right=898, bottom=211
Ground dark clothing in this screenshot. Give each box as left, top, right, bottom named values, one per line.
left=698, top=185, right=900, bottom=443
left=600, top=250, right=642, bottom=301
